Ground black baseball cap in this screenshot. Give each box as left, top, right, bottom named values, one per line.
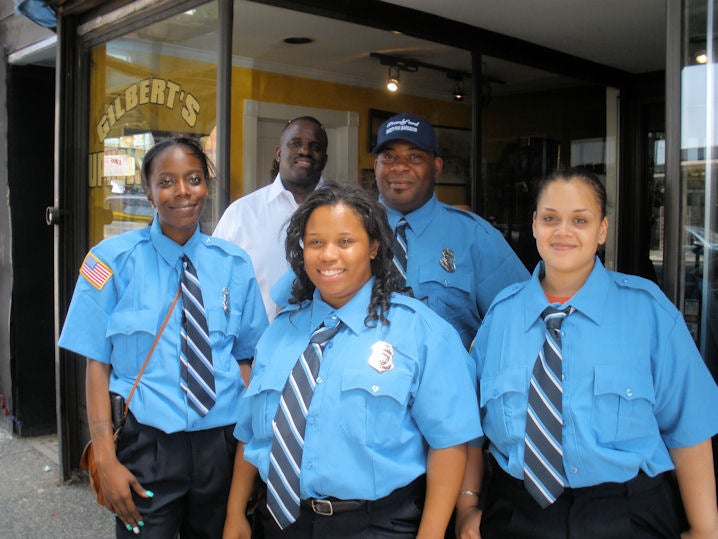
left=372, top=112, right=439, bottom=156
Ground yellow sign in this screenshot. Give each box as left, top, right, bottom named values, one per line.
left=96, top=78, right=201, bottom=141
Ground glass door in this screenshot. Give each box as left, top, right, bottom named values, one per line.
left=88, top=2, right=219, bottom=246
left=681, top=0, right=717, bottom=371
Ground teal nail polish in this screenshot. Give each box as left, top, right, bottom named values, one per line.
left=126, top=524, right=132, bottom=531
left=145, top=490, right=154, bottom=497
left=138, top=521, right=145, bottom=527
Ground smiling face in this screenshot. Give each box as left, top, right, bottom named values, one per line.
left=144, top=144, right=208, bottom=245
left=374, top=140, right=442, bottom=214
left=532, top=177, right=608, bottom=293
left=275, top=119, right=328, bottom=194
left=302, top=202, right=379, bottom=309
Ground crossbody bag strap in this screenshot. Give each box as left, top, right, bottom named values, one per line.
left=122, top=285, right=182, bottom=418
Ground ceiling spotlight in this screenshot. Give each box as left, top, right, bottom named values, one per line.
left=386, top=65, right=400, bottom=92
left=452, top=80, right=465, bottom=102
left=696, top=49, right=709, bottom=64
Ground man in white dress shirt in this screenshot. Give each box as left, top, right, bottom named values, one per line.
left=213, top=116, right=328, bottom=319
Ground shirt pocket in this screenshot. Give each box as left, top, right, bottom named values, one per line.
left=479, top=367, right=529, bottom=447
left=243, top=367, right=286, bottom=442
left=340, top=367, right=414, bottom=448
left=207, top=308, right=240, bottom=373
left=418, top=266, right=473, bottom=324
left=106, top=308, right=159, bottom=375
left=591, top=365, right=657, bottom=446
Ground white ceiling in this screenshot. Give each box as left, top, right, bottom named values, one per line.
left=386, top=0, right=667, bottom=74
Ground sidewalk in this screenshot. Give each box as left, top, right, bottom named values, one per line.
left=0, top=427, right=114, bottom=538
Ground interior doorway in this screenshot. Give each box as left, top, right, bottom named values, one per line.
left=242, top=100, right=359, bottom=195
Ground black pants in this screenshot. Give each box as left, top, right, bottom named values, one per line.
left=258, top=475, right=426, bottom=538
left=481, top=459, right=686, bottom=539
left=115, top=413, right=237, bottom=539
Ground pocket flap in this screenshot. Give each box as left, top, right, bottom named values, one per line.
left=593, top=365, right=655, bottom=403
left=341, top=367, right=413, bottom=406
left=245, top=366, right=287, bottom=396
left=480, top=367, right=528, bottom=406
left=106, top=309, right=158, bottom=337
left=418, top=264, right=471, bottom=292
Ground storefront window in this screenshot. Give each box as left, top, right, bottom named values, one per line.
left=480, top=56, right=615, bottom=270
left=87, top=2, right=219, bottom=246
left=681, top=0, right=717, bottom=368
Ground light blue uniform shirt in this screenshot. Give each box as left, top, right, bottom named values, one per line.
left=473, top=258, right=718, bottom=486
left=237, top=278, right=482, bottom=501
left=382, top=195, right=529, bottom=349
left=59, top=218, right=268, bottom=433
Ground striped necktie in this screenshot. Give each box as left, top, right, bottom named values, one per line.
left=392, top=217, right=408, bottom=289
left=267, top=320, right=342, bottom=529
left=523, top=305, right=574, bottom=508
left=179, top=255, right=216, bottom=416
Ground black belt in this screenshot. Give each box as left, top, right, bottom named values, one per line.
left=298, top=474, right=426, bottom=517
left=300, top=498, right=366, bottom=516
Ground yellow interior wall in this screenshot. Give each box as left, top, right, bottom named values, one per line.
left=229, top=67, right=471, bottom=200
left=87, top=50, right=473, bottom=245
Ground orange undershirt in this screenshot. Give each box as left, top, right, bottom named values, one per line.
left=545, top=294, right=571, bottom=304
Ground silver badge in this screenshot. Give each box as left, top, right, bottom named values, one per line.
left=222, top=287, right=230, bottom=315
left=368, top=341, right=394, bottom=373
left=439, top=248, right=456, bottom=272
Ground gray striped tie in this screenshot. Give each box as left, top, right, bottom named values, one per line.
left=392, top=218, right=408, bottom=289
left=523, top=305, right=574, bottom=508
left=179, top=255, right=216, bottom=416
left=266, top=320, right=342, bottom=529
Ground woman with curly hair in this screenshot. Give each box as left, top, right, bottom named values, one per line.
left=224, top=182, right=481, bottom=538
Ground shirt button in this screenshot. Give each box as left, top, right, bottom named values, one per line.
left=626, top=388, right=633, bottom=397
left=327, top=342, right=333, bottom=349
left=308, top=417, right=315, bottom=424
left=306, top=462, right=313, bottom=470
left=331, top=314, right=337, bottom=320
left=571, top=467, right=579, bottom=474
left=316, top=377, right=323, bottom=384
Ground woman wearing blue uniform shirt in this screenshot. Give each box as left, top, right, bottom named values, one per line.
left=59, top=138, right=268, bottom=537
left=223, top=183, right=482, bottom=538
left=456, top=168, right=718, bottom=539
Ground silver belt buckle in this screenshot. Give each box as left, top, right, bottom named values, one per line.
left=311, top=499, right=334, bottom=516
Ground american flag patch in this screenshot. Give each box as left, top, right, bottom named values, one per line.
left=79, top=253, right=112, bottom=290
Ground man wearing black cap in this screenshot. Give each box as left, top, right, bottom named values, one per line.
left=373, top=112, right=529, bottom=349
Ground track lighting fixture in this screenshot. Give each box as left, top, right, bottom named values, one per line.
left=386, top=65, right=400, bottom=92
left=452, top=79, right=465, bottom=102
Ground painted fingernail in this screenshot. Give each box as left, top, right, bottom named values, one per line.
left=126, top=524, right=132, bottom=531
left=138, top=521, right=144, bottom=527
left=145, top=490, right=154, bottom=497
left=133, top=526, right=140, bottom=534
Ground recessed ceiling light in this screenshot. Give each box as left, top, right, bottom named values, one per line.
left=284, top=37, right=314, bottom=45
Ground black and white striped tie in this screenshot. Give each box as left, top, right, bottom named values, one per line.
left=523, top=305, right=574, bottom=508
left=392, top=218, right=408, bottom=288
left=179, top=255, right=216, bottom=416
left=266, top=320, right=342, bottom=529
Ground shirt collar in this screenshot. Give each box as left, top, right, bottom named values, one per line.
left=310, top=277, right=374, bottom=335
left=381, top=193, right=438, bottom=236
left=149, top=216, right=203, bottom=269
left=267, top=174, right=327, bottom=204
left=523, top=256, right=608, bottom=331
